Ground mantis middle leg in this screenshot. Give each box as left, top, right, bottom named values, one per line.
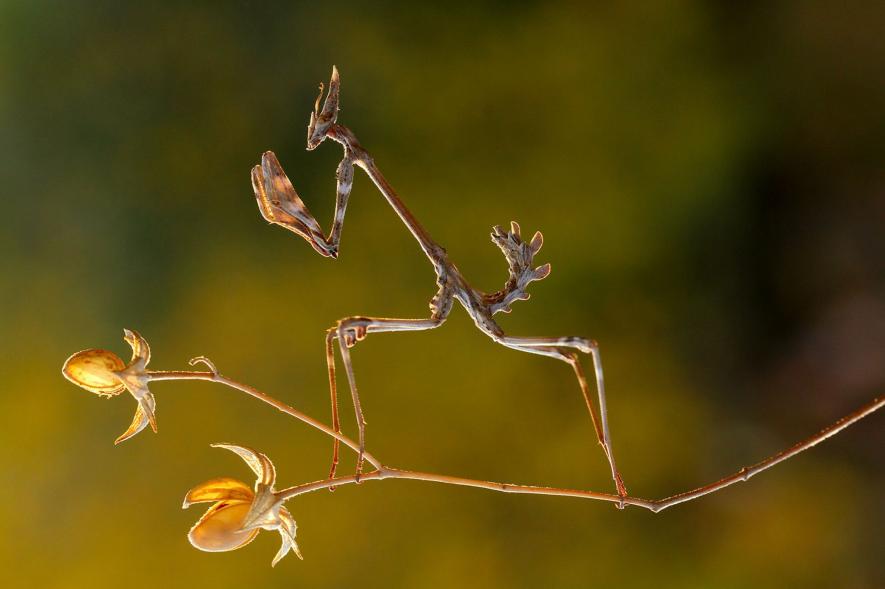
left=326, top=312, right=449, bottom=481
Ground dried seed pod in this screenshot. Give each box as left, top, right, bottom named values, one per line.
left=61, top=329, right=158, bottom=444
left=62, top=349, right=127, bottom=397
left=184, top=444, right=302, bottom=565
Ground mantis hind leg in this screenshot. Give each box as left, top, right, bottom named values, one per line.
left=498, top=335, right=628, bottom=502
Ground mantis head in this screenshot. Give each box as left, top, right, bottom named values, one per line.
left=307, top=66, right=340, bottom=151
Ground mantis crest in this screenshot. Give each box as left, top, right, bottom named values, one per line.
left=252, top=66, right=627, bottom=498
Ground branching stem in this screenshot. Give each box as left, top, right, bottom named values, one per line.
left=147, top=369, right=882, bottom=513
left=64, top=67, right=883, bottom=564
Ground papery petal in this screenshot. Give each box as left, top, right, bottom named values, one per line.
left=188, top=501, right=259, bottom=552
left=62, top=349, right=126, bottom=396
left=123, top=329, right=150, bottom=366
left=272, top=506, right=302, bottom=566
left=211, top=443, right=276, bottom=487
left=114, top=392, right=157, bottom=444
left=182, top=477, right=254, bottom=508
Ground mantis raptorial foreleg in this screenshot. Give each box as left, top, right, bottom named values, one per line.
left=325, top=155, right=354, bottom=257
left=252, top=150, right=354, bottom=259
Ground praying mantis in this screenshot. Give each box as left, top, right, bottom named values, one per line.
left=251, top=66, right=628, bottom=500
left=60, top=67, right=883, bottom=565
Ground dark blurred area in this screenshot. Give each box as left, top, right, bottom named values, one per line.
left=1, top=1, right=882, bottom=587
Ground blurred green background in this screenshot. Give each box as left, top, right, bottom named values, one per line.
left=1, top=1, right=883, bottom=587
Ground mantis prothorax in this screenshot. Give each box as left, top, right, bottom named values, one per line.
left=251, top=66, right=627, bottom=499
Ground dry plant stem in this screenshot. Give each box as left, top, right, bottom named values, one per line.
left=148, top=369, right=881, bottom=513
left=276, top=395, right=884, bottom=512
left=650, top=394, right=885, bottom=511
left=278, top=469, right=649, bottom=508
left=147, top=369, right=382, bottom=470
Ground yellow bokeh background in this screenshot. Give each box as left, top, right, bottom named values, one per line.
left=1, top=1, right=883, bottom=587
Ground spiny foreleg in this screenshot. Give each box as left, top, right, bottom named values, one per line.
left=252, top=150, right=354, bottom=259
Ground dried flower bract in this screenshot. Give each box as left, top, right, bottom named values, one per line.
left=184, top=444, right=302, bottom=566
left=62, top=329, right=157, bottom=444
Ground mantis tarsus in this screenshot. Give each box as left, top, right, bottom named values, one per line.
left=251, top=66, right=628, bottom=498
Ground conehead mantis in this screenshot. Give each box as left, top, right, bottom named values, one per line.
left=62, top=66, right=883, bottom=564
left=251, top=66, right=628, bottom=499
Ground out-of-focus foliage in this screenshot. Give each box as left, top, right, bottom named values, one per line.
left=1, top=1, right=882, bottom=587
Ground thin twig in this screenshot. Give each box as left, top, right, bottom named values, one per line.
left=147, top=369, right=382, bottom=470
left=148, top=369, right=882, bottom=513
left=280, top=395, right=883, bottom=511
left=64, top=65, right=885, bottom=563
left=276, top=469, right=654, bottom=509
left=649, top=394, right=884, bottom=512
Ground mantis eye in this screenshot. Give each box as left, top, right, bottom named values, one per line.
left=62, top=349, right=126, bottom=396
